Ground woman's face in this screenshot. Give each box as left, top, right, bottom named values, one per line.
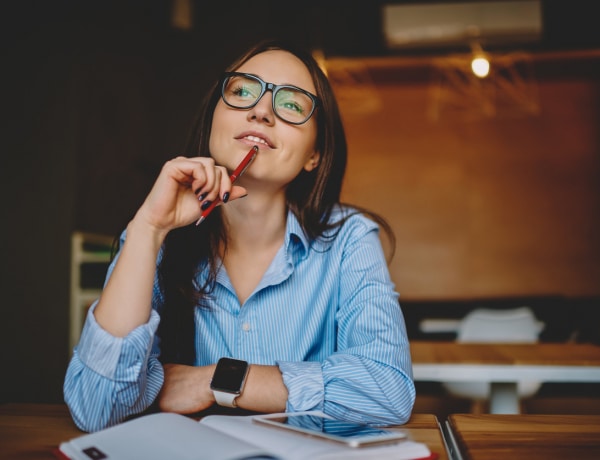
left=209, top=50, right=320, bottom=190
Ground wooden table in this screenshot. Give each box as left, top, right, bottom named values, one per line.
left=0, top=403, right=449, bottom=459
left=445, top=414, right=600, bottom=459
left=410, top=341, right=600, bottom=413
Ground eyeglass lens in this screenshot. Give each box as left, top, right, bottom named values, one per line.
left=222, top=74, right=315, bottom=124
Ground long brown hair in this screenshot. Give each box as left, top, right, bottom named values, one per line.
left=157, top=39, right=394, bottom=364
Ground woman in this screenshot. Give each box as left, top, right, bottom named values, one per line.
left=64, top=39, right=415, bottom=432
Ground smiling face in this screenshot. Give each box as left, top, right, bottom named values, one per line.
left=209, top=50, right=320, bottom=191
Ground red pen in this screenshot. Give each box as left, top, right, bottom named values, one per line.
left=195, top=145, right=259, bottom=226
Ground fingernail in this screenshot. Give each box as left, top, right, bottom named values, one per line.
left=222, top=192, right=230, bottom=203
left=194, top=187, right=202, bottom=195
left=201, top=200, right=212, bottom=210
left=198, top=192, right=207, bottom=201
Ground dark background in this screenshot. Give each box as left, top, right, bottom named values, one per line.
left=2, top=0, right=599, bottom=404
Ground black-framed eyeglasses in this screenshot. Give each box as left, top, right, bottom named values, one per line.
left=220, top=71, right=319, bottom=125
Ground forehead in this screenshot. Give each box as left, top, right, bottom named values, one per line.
left=235, top=50, right=316, bottom=93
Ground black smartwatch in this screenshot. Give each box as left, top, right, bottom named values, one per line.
left=210, top=357, right=250, bottom=408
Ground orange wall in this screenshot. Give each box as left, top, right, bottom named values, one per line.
left=334, top=59, right=600, bottom=299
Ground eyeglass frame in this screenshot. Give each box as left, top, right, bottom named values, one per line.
left=219, top=71, right=320, bottom=125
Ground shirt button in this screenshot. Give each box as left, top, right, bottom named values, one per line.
left=242, top=323, right=251, bottom=331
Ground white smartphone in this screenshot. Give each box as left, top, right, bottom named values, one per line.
left=252, top=413, right=407, bottom=448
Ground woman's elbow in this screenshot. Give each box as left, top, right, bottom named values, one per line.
left=387, top=378, right=416, bottom=425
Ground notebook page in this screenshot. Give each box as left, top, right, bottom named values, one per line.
left=60, top=412, right=276, bottom=460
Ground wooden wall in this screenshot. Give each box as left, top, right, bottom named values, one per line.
left=330, top=54, right=600, bottom=299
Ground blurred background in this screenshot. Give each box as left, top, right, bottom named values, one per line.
left=2, top=0, right=599, bottom=409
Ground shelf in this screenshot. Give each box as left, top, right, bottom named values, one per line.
left=69, top=231, right=113, bottom=351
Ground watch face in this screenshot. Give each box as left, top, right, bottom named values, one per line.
left=210, top=358, right=249, bottom=393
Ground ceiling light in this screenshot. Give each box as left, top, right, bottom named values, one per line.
left=471, top=56, right=490, bottom=78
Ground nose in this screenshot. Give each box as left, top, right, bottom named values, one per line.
left=247, top=90, right=275, bottom=125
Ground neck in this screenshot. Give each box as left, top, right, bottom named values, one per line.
left=222, top=190, right=288, bottom=249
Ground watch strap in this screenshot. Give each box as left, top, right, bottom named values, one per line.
left=213, top=390, right=239, bottom=408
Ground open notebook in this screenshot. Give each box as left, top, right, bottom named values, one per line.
left=55, top=411, right=436, bottom=460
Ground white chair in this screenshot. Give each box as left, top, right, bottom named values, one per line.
left=443, top=306, right=545, bottom=412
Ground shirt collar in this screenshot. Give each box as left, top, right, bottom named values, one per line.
left=285, top=209, right=309, bottom=261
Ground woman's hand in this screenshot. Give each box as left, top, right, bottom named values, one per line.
left=135, top=156, right=248, bottom=234
left=157, top=363, right=216, bottom=414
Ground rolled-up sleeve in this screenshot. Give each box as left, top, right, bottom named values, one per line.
left=64, top=304, right=164, bottom=432
left=277, top=360, right=324, bottom=412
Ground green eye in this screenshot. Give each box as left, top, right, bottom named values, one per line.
left=275, top=89, right=310, bottom=118
left=232, top=86, right=249, bottom=97
left=232, top=84, right=258, bottom=99
left=281, top=100, right=304, bottom=114
left=226, top=76, right=262, bottom=104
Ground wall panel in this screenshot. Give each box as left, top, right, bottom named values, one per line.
left=334, top=59, right=600, bottom=298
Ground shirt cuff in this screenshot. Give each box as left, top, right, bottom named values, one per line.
left=76, top=302, right=160, bottom=380
left=276, top=361, right=324, bottom=412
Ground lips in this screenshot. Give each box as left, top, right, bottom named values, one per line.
left=236, top=132, right=275, bottom=148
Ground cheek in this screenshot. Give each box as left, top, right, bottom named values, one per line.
left=282, top=131, right=316, bottom=165
left=209, top=104, right=230, bottom=151
left=211, top=104, right=226, bottom=134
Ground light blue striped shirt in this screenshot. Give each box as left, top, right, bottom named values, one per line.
left=64, top=208, right=415, bottom=432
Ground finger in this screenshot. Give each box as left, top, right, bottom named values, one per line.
left=228, top=185, right=248, bottom=202
left=190, top=160, right=218, bottom=198
left=215, top=165, right=235, bottom=202
left=213, top=186, right=248, bottom=208
left=201, top=167, right=222, bottom=202
left=163, top=157, right=212, bottom=187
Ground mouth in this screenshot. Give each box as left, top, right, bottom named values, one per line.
left=237, top=133, right=274, bottom=149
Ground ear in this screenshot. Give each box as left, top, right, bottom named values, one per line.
left=303, top=151, right=321, bottom=172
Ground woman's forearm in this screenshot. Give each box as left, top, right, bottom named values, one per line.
left=94, top=216, right=167, bottom=337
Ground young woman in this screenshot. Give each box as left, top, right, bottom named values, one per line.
left=64, top=40, right=415, bottom=432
